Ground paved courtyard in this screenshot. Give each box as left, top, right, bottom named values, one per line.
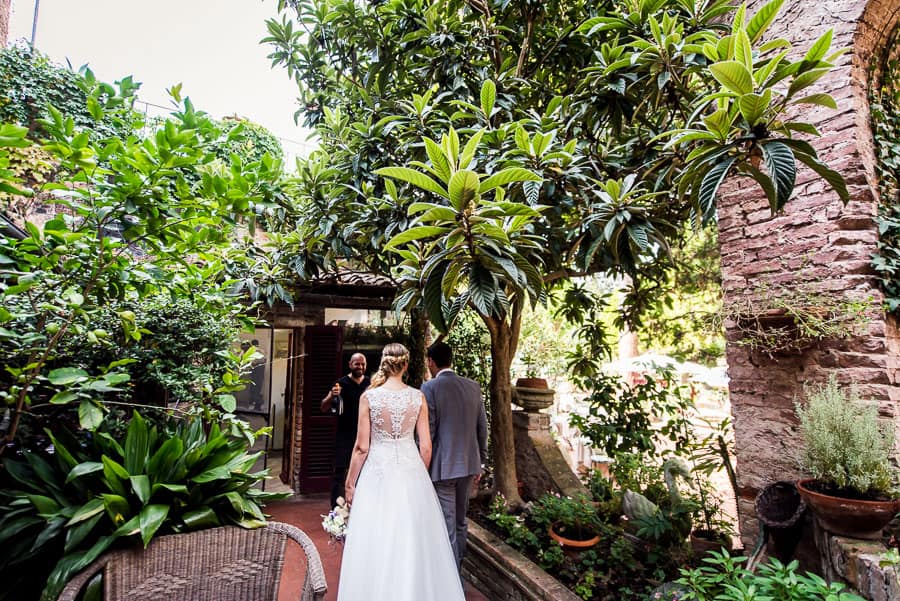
left=267, top=494, right=489, bottom=601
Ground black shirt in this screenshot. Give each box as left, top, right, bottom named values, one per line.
left=334, top=374, right=370, bottom=467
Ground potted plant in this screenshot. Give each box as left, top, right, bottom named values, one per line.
left=795, top=376, right=900, bottom=539
left=515, top=352, right=548, bottom=389
left=529, top=493, right=602, bottom=551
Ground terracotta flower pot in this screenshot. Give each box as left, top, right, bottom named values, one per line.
left=690, top=529, right=731, bottom=557
left=548, top=521, right=600, bottom=550
left=515, top=377, right=548, bottom=389
left=796, top=479, right=900, bottom=540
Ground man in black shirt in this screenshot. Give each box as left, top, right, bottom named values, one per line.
left=320, top=352, right=369, bottom=507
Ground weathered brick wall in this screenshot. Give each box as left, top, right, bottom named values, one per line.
left=718, top=0, right=900, bottom=548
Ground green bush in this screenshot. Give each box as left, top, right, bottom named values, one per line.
left=0, top=410, right=285, bottom=601
left=676, top=551, right=865, bottom=600
left=53, top=296, right=242, bottom=406
left=795, top=376, right=897, bottom=496
left=0, top=44, right=139, bottom=138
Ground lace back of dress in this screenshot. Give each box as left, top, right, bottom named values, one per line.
left=368, top=387, right=420, bottom=442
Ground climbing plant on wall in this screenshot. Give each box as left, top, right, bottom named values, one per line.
left=870, top=26, right=900, bottom=314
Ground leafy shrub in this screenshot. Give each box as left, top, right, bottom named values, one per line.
left=795, top=377, right=897, bottom=496
left=570, top=368, right=693, bottom=460
left=677, top=551, right=865, bottom=600
left=0, top=410, right=285, bottom=601
left=529, top=493, right=604, bottom=540
left=54, top=296, right=243, bottom=406
left=0, top=44, right=139, bottom=138
left=485, top=493, right=650, bottom=600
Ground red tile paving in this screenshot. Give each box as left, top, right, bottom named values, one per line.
left=268, top=495, right=489, bottom=601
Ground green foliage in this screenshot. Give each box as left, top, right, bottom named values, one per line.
left=0, top=45, right=140, bottom=139
left=0, top=410, right=285, bottom=601
left=0, top=72, right=284, bottom=443
left=677, top=551, right=865, bottom=601
left=486, top=493, right=647, bottom=600
left=795, top=376, right=897, bottom=496
left=529, top=493, right=604, bottom=540
left=265, top=0, right=849, bottom=502
left=218, top=117, right=284, bottom=165
left=668, top=4, right=849, bottom=217
left=53, top=296, right=242, bottom=407
left=638, top=225, right=725, bottom=364
left=569, top=368, right=693, bottom=460
left=870, top=26, right=900, bottom=315
left=721, top=282, right=871, bottom=355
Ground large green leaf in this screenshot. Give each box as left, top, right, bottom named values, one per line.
left=746, top=0, right=784, bottom=43
left=478, top=168, right=542, bottom=195
left=78, top=401, right=103, bottom=431
left=384, top=226, right=449, bottom=250
left=738, top=163, right=778, bottom=210
left=790, top=93, right=837, bottom=109
left=422, top=138, right=450, bottom=183
left=709, top=61, right=754, bottom=95
left=375, top=167, right=449, bottom=199
left=124, top=412, right=150, bottom=475
left=698, top=156, right=737, bottom=224
left=803, top=29, right=833, bottom=63
left=130, top=475, right=151, bottom=504
left=66, top=498, right=106, bottom=527
left=480, top=80, right=496, bottom=118
left=761, top=140, right=797, bottom=212
left=65, top=462, right=104, bottom=484
left=423, top=264, right=449, bottom=333
left=738, top=89, right=772, bottom=126
left=793, top=149, right=850, bottom=203
left=448, top=170, right=481, bottom=210
left=47, top=367, right=89, bottom=385
left=138, top=504, right=169, bottom=547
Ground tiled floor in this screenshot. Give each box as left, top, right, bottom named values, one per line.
left=267, top=494, right=489, bottom=601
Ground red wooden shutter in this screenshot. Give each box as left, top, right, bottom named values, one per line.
left=299, top=325, right=343, bottom=493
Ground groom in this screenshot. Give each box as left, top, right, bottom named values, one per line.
left=422, top=341, right=488, bottom=571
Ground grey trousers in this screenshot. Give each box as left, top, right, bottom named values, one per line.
left=434, top=475, right=475, bottom=571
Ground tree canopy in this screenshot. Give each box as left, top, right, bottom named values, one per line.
left=264, top=0, right=848, bottom=502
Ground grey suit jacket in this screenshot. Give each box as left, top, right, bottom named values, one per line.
left=422, top=370, right=488, bottom=482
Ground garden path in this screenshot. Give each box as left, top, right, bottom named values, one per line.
left=267, top=495, right=489, bottom=601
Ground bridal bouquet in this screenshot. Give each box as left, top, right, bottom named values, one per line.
left=321, top=496, right=350, bottom=543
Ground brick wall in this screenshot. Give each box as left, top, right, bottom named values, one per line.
left=719, top=0, right=900, bottom=548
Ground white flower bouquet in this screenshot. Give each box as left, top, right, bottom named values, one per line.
left=321, top=496, right=350, bottom=543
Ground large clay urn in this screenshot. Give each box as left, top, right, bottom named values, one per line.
left=796, top=479, right=900, bottom=539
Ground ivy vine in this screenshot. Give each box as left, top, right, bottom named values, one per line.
left=870, top=26, right=900, bottom=314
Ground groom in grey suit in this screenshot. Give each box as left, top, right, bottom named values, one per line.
left=422, top=342, right=488, bottom=571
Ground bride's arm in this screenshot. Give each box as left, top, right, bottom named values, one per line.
left=415, top=393, right=432, bottom=470
left=344, top=394, right=371, bottom=505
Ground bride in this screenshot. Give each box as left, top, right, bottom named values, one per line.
left=337, top=343, right=466, bottom=601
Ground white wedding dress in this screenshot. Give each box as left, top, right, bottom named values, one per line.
left=336, top=386, right=466, bottom=601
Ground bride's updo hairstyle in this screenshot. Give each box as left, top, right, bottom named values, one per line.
left=369, top=343, right=410, bottom=389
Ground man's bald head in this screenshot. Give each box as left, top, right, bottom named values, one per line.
left=349, top=353, right=367, bottom=378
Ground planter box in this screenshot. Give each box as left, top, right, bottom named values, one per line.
left=462, top=519, right=582, bottom=601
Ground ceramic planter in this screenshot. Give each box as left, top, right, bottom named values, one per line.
left=512, top=385, right=555, bottom=413
left=515, top=377, right=548, bottom=389
left=796, top=479, right=900, bottom=540
left=548, top=521, right=600, bottom=551
left=689, top=529, right=731, bottom=557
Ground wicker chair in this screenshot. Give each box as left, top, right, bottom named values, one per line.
left=57, top=522, right=327, bottom=601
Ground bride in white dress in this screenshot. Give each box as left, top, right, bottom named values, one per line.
left=337, top=343, right=466, bottom=601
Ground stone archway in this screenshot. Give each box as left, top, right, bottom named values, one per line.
left=717, top=0, right=900, bottom=549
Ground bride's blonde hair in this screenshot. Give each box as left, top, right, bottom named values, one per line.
left=369, top=343, right=410, bottom=389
